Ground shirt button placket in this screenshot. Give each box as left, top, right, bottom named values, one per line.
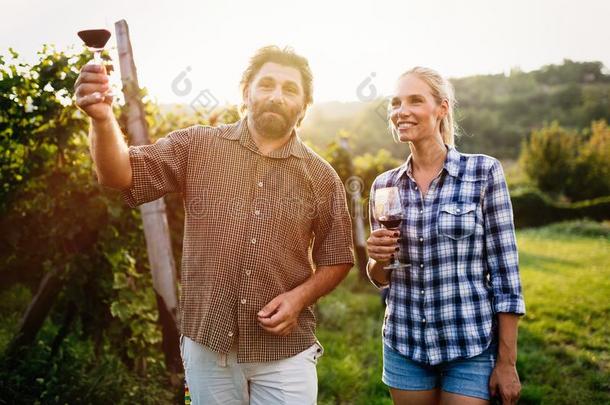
left=417, top=191, right=426, bottom=339
left=244, top=162, right=264, bottom=331
left=252, top=159, right=263, bottom=250
left=250, top=169, right=263, bottom=245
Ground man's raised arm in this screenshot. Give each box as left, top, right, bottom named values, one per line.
left=75, top=63, right=132, bottom=189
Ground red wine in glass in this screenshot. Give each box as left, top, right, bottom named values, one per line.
left=78, top=29, right=111, bottom=65
left=379, top=216, right=403, bottom=230
left=77, top=29, right=111, bottom=49
left=77, top=28, right=113, bottom=96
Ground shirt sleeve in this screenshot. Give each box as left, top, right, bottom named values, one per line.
left=366, top=180, right=389, bottom=289
left=484, top=159, right=526, bottom=316
left=120, top=128, right=192, bottom=208
left=311, top=171, right=355, bottom=268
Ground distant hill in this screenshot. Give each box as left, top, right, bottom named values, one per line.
left=299, top=60, right=610, bottom=160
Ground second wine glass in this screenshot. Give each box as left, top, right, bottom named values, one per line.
left=374, top=186, right=410, bottom=271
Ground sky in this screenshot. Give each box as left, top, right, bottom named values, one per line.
left=3, top=0, right=610, bottom=106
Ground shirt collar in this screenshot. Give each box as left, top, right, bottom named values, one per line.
left=221, top=118, right=307, bottom=159
left=444, top=145, right=461, bottom=178
left=398, top=144, right=462, bottom=180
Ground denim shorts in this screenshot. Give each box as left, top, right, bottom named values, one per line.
left=382, top=343, right=497, bottom=400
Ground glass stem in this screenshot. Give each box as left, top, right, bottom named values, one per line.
left=93, top=51, right=102, bottom=66
left=390, top=227, right=399, bottom=265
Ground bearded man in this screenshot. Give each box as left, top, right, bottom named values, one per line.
left=74, top=45, right=354, bottom=404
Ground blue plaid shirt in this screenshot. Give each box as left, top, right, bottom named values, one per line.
left=369, top=146, right=525, bottom=365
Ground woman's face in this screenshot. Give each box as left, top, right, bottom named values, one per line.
left=389, top=74, right=447, bottom=144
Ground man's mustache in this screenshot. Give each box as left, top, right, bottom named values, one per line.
left=260, top=103, right=288, bottom=119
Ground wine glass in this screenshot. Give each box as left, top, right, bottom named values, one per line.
left=374, top=186, right=410, bottom=270
left=77, top=28, right=113, bottom=98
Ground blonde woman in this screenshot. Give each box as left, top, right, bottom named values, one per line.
left=366, top=67, right=525, bottom=405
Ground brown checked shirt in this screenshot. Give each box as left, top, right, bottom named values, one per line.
left=121, top=118, right=354, bottom=363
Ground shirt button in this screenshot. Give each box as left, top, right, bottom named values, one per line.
left=414, top=185, right=418, bottom=190
left=419, top=209, right=423, bottom=214
left=419, top=237, right=423, bottom=242
left=245, top=269, right=251, bottom=276
left=240, top=298, right=247, bottom=305
left=456, top=208, right=461, bottom=213
left=421, top=290, right=425, bottom=294
left=422, top=318, right=426, bottom=323
left=257, top=181, right=263, bottom=188
left=254, top=209, right=261, bottom=216
left=228, top=331, right=234, bottom=337
left=251, top=238, right=256, bottom=244
left=420, top=264, right=424, bottom=268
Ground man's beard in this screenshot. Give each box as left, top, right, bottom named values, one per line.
left=251, top=101, right=300, bottom=140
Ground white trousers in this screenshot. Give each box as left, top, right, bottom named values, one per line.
left=180, top=336, right=324, bottom=405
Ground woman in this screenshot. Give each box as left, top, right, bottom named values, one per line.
left=366, top=67, right=525, bottom=405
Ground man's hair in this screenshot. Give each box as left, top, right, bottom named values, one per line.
left=240, top=45, right=314, bottom=114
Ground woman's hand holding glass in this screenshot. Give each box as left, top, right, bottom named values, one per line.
left=367, top=228, right=401, bottom=265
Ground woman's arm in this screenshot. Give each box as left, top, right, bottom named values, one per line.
left=489, top=313, right=521, bottom=404
left=483, top=159, right=525, bottom=405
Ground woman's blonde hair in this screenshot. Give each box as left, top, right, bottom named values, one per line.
left=390, top=67, right=457, bottom=146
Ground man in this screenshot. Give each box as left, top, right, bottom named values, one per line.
left=75, top=45, right=354, bottom=404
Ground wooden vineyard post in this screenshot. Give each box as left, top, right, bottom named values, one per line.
left=115, top=19, right=182, bottom=381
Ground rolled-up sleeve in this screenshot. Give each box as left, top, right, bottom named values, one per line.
left=484, top=160, right=526, bottom=315
left=120, top=128, right=192, bottom=208
left=312, top=172, right=355, bottom=268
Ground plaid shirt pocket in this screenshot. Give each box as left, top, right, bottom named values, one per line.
left=437, top=202, right=477, bottom=240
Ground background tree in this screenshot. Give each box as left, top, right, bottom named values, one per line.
left=567, top=120, right=610, bottom=200
left=519, top=121, right=581, bottom=197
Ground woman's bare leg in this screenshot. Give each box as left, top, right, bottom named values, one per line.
left=440, top=391, right=489, bottom=405
left=390, top=388, right=441, bottom=405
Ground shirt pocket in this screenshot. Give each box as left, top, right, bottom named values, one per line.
left=437, top=202, right=477, bottom=240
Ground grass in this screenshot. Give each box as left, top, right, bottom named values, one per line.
left=316, top=221, right=610, bottom=404
left=515, top=223, right=609, bottom=404
left=316, top=276, right=391, bottom=405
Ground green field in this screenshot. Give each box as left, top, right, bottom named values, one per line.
left=316, top=223, right=610, bottom=405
